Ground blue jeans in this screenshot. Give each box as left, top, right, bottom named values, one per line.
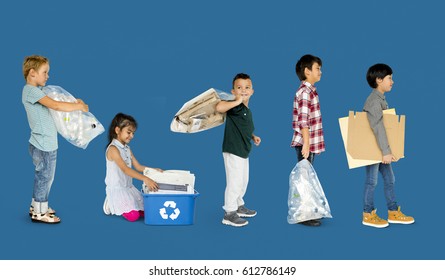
left=295, top=146, right=315, bottom=164
left=363, top=163, right=398, bottom=213
left=29, top=144, right=57, bottom=203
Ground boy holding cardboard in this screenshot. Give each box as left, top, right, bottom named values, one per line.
left=362, top=63, right=414, bottom=228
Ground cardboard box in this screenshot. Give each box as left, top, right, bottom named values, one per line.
left=339, top=109, right=405, bottom=169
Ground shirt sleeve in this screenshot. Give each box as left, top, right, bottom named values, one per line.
left=296, top=89, right=310, bottom=129
left=25, top=87, right=46, bottom=104
left=364, top=103, right=392, bottom=155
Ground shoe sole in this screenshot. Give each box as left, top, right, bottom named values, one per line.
left=103, top=198, right=111, bottom=215
left=362, top=221, right=389, bottom=228
left=31, top=219, right=61, bottom=224
left=221, top=219, right=248, bottom=227
left=388, top=219, right=415, bottom=224
left=299, top=221, right=321, bottom=226
left=237, top=212, right=257, bottom=218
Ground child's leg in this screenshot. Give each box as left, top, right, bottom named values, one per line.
left=379, top=164, right=398, bottom=211
left=222, top=153, right=245, bottom=213
left=363, top=163, right=379, bottom=213
left=122, top=210, right=140, bottom=222
left=29, top=144, right=57, bottom=214
left=237, top=157, right=249, bottom=207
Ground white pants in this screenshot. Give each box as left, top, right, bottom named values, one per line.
left=223, top=152, right=249, bottom=212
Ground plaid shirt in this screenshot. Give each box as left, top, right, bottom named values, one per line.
left=290, top=81, right=325, bottom=154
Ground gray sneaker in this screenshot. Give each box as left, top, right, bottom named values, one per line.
left=237, top=205, right=257, bottom=218
left=222, top=211, right=248, bottom=227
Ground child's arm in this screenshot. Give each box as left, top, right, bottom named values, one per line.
left=38, top=96, right=89, bottom=112
left=215, top=95, right=243, bottom=113
left=131, top=151, right=163, bottom=173
left=107, top=146, right=159, bottom=191
left=295, top=90, right=311, bottom=159
left=365, top=108, right=397, bottom=164
left=301, top=128, right=310, bottom=159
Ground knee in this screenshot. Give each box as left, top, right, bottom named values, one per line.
left=365, top=178, right=378, bottom=188
left=122, top=210, right=140, bottom=222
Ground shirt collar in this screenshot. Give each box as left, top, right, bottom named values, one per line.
left=371, top=88, right=386, bottom=101
left=112, top=138, right=128, bottom=149
left=302, top=81, right=317, bottom=92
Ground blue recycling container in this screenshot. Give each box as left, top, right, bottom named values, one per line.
left=142, top=191, right=199, bottom=225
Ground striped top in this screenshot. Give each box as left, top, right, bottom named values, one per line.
left=22, top=84, right=58, bottom=151
left=290, top=81, right=325, bottom=154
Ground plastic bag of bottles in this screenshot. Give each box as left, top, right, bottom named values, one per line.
left=287, top=159, right=332, bottom=224
left=42, top=85, right=104, bottom=149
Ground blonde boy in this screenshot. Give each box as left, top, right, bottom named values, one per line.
left=22, top=55, right=88, bottom=223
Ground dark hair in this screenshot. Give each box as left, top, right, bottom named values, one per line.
left=295, top=54, right=322, bottom=81
left=106, top=113, right=138, bottom=148
left=366, top=63, right=393, bottom=88
left=232, top=73, right=251, bottom=89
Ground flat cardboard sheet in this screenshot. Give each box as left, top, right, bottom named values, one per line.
left=339, top=109, right=405, bottom=169
left=339, top=116, right=380, bottom=169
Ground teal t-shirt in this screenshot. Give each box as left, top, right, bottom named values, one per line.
left=22, top=84, right=58, bottom=151
left=222, top=103, right=254, bottom=158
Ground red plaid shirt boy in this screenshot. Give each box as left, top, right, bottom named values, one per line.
left=291, top=81, right=325, bottom=154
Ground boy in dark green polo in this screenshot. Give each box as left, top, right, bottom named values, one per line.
left=215, top=73, right=261, bottom=227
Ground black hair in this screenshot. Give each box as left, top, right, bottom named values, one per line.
left=295, top=54, right=322, bottom=81
left=366, top=63, right=393, bottom=88
left=232, top=73, right=251, bottom=89
left=106, top=113, right=138, bottom=148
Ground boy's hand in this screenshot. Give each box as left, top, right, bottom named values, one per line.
left=234, top=94, right=243, bottom=105
left=76, top=99, right=89, bottom=112
left=144, top=177, right=159, bottom=192
left=252, top=135, right=261, bottom=146
left=382, top=154, right=397, bottom=164
left=301, top=144, right=310, bottom=159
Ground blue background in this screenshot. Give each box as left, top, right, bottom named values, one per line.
left=2, top=0, right=444, bottom=260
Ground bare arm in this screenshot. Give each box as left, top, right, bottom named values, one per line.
left=131, top=151, right=146, bottom=173
left=38, top=96, right=89, bottom=112
left=301, top=127, right=310, bottom=159
left=107, top=146, right=159, bottom=191
left=131, top=151, right=163, bottom=173
left=215, top=95, right=242, bottom=113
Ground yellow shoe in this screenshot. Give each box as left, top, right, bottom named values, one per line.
left=363, top=209, right=389, bottom=228
left=388, top=206, right=415, bottom=224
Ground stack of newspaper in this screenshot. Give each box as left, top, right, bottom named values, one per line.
left=142, top=168, right=195, bottom=194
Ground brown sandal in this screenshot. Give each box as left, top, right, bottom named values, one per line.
left=31, top=212, right=61, bottom=224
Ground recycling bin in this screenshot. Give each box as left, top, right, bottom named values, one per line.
left=142, top=191, right=199, bottom=225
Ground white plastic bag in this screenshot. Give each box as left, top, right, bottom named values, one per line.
left=287, top=159, right=332, bottom=224
left=42, top=85, right=104, bottom=149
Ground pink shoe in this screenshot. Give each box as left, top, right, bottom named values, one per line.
left=139, top=210, right=144, bottom=218
left=122, top=210, right=140, bottom=222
